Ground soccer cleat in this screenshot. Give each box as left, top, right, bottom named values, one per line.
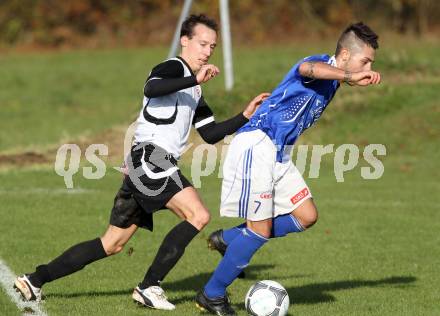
left=13, top=275, right=42, bottom=302
left=207, top=230, right=227, bottom=255
left=132, top=285, right=175, bottom=310
left=195, top=290, right=237, bottom=316
left=207, top=230, right=245, bottom=279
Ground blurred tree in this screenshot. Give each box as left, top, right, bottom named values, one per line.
left=390, top=0, right=429, bottom=35
left=0, top=0, right=438, bottom=47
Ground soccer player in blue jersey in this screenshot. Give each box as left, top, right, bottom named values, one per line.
left=195, top=22, right=381, bottom=315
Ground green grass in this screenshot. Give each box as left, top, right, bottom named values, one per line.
left=0, top=287, right=20, bottom=316
left=1, top=38, right=439, bottom=315
left=0, top=166, right=439, bottom=315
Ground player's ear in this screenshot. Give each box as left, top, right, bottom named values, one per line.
left=180, top=36, right=189, bottom=48
left=340, top=48, right=350, bottom=64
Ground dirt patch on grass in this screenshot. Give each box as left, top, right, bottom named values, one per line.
left=0, top=123, right=211, bottom=168
left=0, top=124, right=133, bottom=167
left=0, top=151, right=51, bottom=166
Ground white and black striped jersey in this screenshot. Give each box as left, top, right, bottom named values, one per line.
left=134, top=57, right=215, bottom=159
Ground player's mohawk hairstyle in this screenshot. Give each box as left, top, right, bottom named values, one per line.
left=335, top=22, right=379, bottom=56
left=180, top=14, right=218, bottom=38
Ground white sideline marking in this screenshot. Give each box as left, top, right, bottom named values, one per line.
left=0, top=259, right=48, bottom=316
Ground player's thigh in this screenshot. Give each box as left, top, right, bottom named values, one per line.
left=165, top=186, right=210, bottom=230
left=169, top=205, right=186, bottom=220
left=246, top=218, right=272, bottom=238
left=100, top=224, right=138, bottom=255
left=221, top=131, right=276, bottom=221
left=291, top=198, right=318, bottom=228
left=273, top=161, right=313, bottom=219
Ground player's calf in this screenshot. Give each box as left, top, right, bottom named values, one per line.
left=16, top=237, right=108, bottom=294
left=203, top=226, right=268, bottom=303
left=101, top=224, right=138, bottom=256
left=208, top=230, right=246, bottom=279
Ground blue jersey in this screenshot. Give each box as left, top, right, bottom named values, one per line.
left=239, top=54, right=340, bottom=162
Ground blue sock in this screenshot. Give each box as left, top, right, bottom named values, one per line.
left=222, top=214, right=304, bottom=244
left=204, top=228, right=268, bottom=298
left=222, top=223, right=246, bottom=244
left=271, top=214, right=304, bottom=238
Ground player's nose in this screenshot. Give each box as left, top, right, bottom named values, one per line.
left=204, top=47, right=212, bottom=58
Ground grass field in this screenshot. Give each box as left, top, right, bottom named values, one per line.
left=0, top=38, right=439, bottom=315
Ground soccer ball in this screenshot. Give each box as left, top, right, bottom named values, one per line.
left=245, top=280, right=290, bottom=316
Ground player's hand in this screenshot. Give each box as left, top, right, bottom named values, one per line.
left=348, top=70, right=381, bottom=86
left=196, top=64, right=220, bottom=84
left=120, top=161, right=129, bottom=177
left=243, top=92, right=270, bottom=119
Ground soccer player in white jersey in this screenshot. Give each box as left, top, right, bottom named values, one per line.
left=196, top=22, right=381, bottom=315
left=14, top=14, right=268, bottom=311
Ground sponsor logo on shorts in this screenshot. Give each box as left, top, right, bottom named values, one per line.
left=290, top=188, right=309, bottom=205
left=259, top=192, right=272, bottom=199
left=195, top=86, right=202, bottom=98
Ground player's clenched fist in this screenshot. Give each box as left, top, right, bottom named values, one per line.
left=346, top=70, right=381, bottom=86
left=197, top=64, right=220, bottom=84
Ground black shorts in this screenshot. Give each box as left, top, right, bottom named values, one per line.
left=110, top=143, right=192, bottom=231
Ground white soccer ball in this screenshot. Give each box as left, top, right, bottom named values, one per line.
left=245, top=280, right=290, bottom=316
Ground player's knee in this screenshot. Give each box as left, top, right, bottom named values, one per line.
left=298, top=208, right=318, bottom=229
left=185, top=206, right=210, bottom=230
left=194, top=209, right=211, bottom=228
left=106, top=243, right=124, bottom=256
left=101, top=239, right=126, bottom=256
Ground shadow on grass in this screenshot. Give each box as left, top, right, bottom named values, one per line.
left=166, top=264, right=276, bottom=292
left=45, top=264, right=276, bottom=300
left=46, top=273, right=416, bottom=309
left=45, top=289, right=131, bottom=299
left=167, top=275, right=416, bottom=310
left=285, top=276, right=417, bottom=305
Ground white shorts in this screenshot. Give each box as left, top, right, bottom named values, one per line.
left=220, top=129, right=312, bottom=221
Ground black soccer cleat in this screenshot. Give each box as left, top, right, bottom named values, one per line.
left=207, top=230, right=246, bottom=279
left=207, top=230, right=227, bottom=255
left=195, top=291, right=237, bottom=316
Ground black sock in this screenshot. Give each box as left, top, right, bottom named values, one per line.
left=28, top=238, right=107, bottom=288
left=139, top=221, right=199, bottom=289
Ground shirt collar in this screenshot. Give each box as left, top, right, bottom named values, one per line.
left=329, top=55, right=337, bottom=67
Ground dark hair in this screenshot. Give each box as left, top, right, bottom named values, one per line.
left=335, top=22, right=379, bottom=56
left=180, top=14, right=218, bottom=38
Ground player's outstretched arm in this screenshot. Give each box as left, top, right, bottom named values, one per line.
left=298, top=61, right=381, bottom=86
left=195, top=92, right=269, bottom=144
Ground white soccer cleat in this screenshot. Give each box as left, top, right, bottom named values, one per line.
left=14, top=275, right=42, bottom=302
left=132, top=285, right=175, bottom=310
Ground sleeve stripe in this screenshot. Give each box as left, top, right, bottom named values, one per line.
left=195, top=116, right=215, bottom=129
left=147, top=77, right=162, bottom=82
left=303, top=78, right=316, bottom=84
left=144, top=77, right=162, bottom=90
